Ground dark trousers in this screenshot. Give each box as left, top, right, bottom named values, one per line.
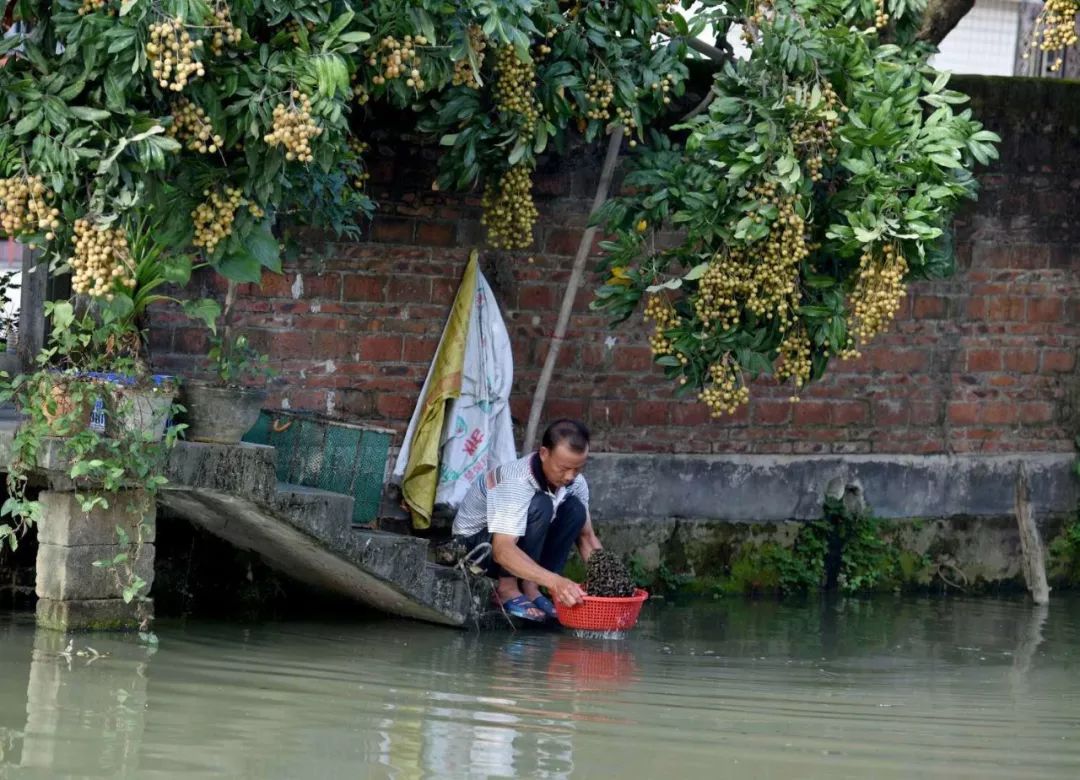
left=460, top=494, right=587, bottom=579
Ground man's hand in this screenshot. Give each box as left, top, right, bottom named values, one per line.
left=549, top=575, right=586, bottom=607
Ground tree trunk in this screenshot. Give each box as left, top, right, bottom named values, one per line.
left=917, top=0, right=976, bottom=45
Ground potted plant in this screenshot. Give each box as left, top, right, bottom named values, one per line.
left=180, top=329, right=272, bottom=445
left=87, top=216, right=219, bottom=441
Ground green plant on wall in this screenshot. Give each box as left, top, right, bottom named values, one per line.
left=0, top=300, right=185, bottom=546
left=709, top=498, right=903, bottom=597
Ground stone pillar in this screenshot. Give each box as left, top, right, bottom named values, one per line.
left=34, top=490, right=155, bottom=631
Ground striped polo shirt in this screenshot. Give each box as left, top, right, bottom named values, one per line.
left=452, top=452, right=590, bottom=538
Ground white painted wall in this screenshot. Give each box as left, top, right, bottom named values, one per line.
left=930, top=0, right=1022, bottom=75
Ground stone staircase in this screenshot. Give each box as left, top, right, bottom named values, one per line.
left=1, top=424, right=484, bottom=628
left=158, top=441, right=481, bottom=626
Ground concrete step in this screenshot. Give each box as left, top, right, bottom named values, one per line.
left=272, top=483, right=355, bottom=542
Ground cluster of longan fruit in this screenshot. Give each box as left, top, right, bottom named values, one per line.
left=789, top=81, right=841, bottom=182
left=776, top=326, right=812, bottom=397
left=743, top=1, right=772, bottom=44
left=700, top=358, right=750, bottom=417
left=451, top=26, right=486, bottom=89
left=191, top=186, right=243, bottom=253
left=1027, top=0, right=1079, bottom=71
left=695, top=185, right=807, bottom=333
left=147, top=17, right=205, bottom=92
left=370, top=35, right=427, bottom=89
left=285, top=19, right=316, bottom=46
left=874, top=0, right=890, bottom=29
left=352, top=76, right=370, bottom=105
left=0, top=177, right=59, bottom=240
left=78, top=0, right=108, bottom=16
left=492, top=45, right=539, bottom=134
left=264, top=91, right=322, bottom=163
left=348, top=138, right=370, bottom=189
left=649, top=74, right=674, bottom=105
left=585, top=76, right=615, bottom=121
left=644, top=293, right=681, bottom=359
left=481, top=165, right=538, bottom=249
left=849, top=243, right=908, bottom=348
left=207, top=6, right=242, bottom=56
left=168, top=98, right=224, bottom=154
left=70, top=219, right=134, bottom=299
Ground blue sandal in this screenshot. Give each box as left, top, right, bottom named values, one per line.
left=531, top=594, right=558, bottom=620
left=496, top=594, right=547, bottom=623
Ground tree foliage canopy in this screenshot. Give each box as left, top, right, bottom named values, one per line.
left=0, top=0, right=1007, bottom=412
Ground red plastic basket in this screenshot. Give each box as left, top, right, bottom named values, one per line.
left=554, top=589, right=649, bottom=631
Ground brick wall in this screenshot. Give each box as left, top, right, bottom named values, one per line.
left=152, top=76, right=1079, bottom=456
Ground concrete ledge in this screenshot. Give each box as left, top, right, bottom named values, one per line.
left=35, top=597, right=152, bottom=632
left=585, top=453, right=1079, bottom=523
left=163, top=441, right=277, bottom=501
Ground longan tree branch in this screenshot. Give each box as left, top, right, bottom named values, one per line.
left=916, top=0, right=976, bottom=44
left=523, top=125, right=624, bottom=454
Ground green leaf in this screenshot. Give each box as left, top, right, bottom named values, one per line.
left=247, top=220, right=282, bottom=273
left=69, top=106, right=111, bottom=122
left=645, top=278, right=682, bottom=293
left=683, top=262, right=709, bottom=281
left=14, top=111, right=43, bottom=136
left=215, top=250, right=262, bottom=284
left=181, top=298, right=222, bottom=333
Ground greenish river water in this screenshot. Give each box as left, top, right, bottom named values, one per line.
left=1, top=595, right=1078, bottom=779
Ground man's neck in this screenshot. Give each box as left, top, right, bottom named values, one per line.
left=530, top=452, right=553, bottom=493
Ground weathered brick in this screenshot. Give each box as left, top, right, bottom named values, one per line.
left=343, top=275, right=385, bottom=302
left=359, top=336, right=403, bottom=362
left=829, top=401, right=866, bottom=425
left=1027, top=297, right=1063, bottom=322
left=1002, top=350, right=1038, bottom=373
left=1041, top=349, right=1076, bottom=373
left=387, top=275, right=432, bottom=303
left=376, top=393, right=415, bottom=419
left=415, top=222, right=457, bottom=247
left=403, top=337, right=439, bottom=363
left=371, top=218, right=415, bottom=243
left=966, top=349, right=1002, bottom=372
left=792, top=401, right=832, bottom=426
left=912, top=295, right=948, bottom=319
left=613, top=346, right=654, bottom=372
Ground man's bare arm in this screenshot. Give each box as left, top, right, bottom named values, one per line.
left=576, top=511, right=603, bottom=562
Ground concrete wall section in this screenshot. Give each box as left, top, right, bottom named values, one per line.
left=584, top=453, right=1079, bottom=523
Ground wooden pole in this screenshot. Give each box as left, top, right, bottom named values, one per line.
left=523, top=126, right=624, bottom=453
left=1014, top=462, right=1050, bottom=605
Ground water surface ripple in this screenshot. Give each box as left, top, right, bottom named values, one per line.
left=1, top=595, right=1078, bottom=778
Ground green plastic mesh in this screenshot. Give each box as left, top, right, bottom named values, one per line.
left=243, top=410, right=392, bottom=526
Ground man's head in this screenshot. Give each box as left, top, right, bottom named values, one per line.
left=538, top=419, right=590, bottom=489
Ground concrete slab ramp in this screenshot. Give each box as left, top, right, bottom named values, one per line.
left=160, top=442, right=479, bottom=627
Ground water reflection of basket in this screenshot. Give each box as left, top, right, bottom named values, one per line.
left=555, top=589, right=649, bottom=631
left=243, top=410, right=392, bottom=526
left=546, top=639, right=640, bottom=692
